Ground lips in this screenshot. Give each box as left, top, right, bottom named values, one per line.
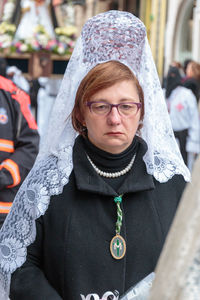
left=106, top=132, right=123, bottom=135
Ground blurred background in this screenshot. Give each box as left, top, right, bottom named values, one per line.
left=0, top=0, right=200, bottom=155
left=0, top=0, right=199, bottom=79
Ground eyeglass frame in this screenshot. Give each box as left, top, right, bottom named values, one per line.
left=86, top=101, right=142, bottom=116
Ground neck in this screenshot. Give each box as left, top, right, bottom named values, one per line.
left=83, top=135, right=139, bottom=173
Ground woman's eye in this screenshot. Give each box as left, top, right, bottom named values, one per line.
left=120, top=104, right=132, bottom=110
left=95, top=104, right=108, bottom=110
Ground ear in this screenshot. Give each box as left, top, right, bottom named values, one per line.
left=137, top=119, right=143, bottom=134
left=76, top=110, right=84, bottom=125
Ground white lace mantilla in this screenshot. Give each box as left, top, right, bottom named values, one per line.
left=149, top=155, right=200, bottom=300
left=80, top=292, right=118, bottom=300
left=0, top=10, right=190, bottom=299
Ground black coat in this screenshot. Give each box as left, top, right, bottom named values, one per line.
left=10, top=136, right=186, bottom=300
left=182, top=77, right=200, bottom=102
left=0, top=76, right=39, bottom=226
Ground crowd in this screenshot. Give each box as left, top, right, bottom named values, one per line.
left=164, top=59, right=200, bottom=170
left=0, top=9, right=199, bottom=300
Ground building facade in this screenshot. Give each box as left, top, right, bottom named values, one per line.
left=139, top=0, right=200, bottom=78
left=164, top=0, right=200, bottom=74
left=140, top=0, right=167, bottom=79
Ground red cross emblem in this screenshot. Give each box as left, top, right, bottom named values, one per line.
left=176, top=103, right=184, bottom=111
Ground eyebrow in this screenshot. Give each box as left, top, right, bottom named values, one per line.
left=90, top=98, right=138, bottom=102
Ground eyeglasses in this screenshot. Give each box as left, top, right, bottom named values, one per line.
left=86, top=101, right=142, bottom=116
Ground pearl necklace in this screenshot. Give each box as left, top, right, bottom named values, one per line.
left=86, top=153, right=136, bottom=178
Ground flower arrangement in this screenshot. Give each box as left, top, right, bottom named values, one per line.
left=0, top=22, right=16, bottom=50
left=54, top=25, right=77, bottom=55
left=0, top=23, right=77, bottom=56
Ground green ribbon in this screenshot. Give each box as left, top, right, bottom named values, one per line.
left=114, top=195, right=123, bottom=235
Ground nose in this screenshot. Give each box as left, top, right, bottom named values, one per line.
left=107, top=106, right=121, bottom=125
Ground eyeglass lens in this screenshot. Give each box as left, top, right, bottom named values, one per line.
left=90, top=102, right=140, bottom=116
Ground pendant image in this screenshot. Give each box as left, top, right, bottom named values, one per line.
left=110, top=234, right=126, bottom=259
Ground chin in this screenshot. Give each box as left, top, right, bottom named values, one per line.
left=102, top=142, right=129, bottom=154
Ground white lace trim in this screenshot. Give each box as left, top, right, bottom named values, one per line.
left=80, top=291, right=119, bottom=300
left=149, top=155, right=200, bottom=299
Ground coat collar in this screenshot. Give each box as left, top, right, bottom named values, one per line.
left=73, top=135, right=155, bottom=197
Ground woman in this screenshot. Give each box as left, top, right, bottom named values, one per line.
left=6, top=66, right=30, bottom=93
left=0, top=10, right=190, bottom=300
left=165, top=66, right=200, bottom=170
left=182, top=60, right=200, bottom=103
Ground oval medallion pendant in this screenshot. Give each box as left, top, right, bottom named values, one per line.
left=110, top=234, right=126, bottom=259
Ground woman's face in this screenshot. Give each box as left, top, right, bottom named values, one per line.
left=83, top=80, right=142, bottom=154
left=186, top=63, right=193, bottom=77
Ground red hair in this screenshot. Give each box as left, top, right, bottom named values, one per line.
left=187, top=61, right=200, bottom=81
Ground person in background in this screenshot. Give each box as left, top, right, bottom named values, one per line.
left=183, top=58, right=193, bottom=75
left=6, top=66, right=30, bottom=94
left=182, top=60, right=200, bottom=103
left=36, top=76, right=62, bottom=145
left=28, top=78, right=41, bottom=121
left=170, top=61, right=185, bottom=77
left=0, top=59, right=40, bottom=228
left=0, top=57, right=7, bottom=78
left=0, top=11, right=190, bottom=300
left=162, top=61, right=184, bottom=89
left=165, top=66, right=200, bottom=170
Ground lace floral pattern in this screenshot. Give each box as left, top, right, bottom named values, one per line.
left=0, top=146, right=73, bottom=297
left=81, top=11, right=145, bottom=73
left=80, top=291, right=119, bottom=300
left=0, top=10, right=190, bottom=298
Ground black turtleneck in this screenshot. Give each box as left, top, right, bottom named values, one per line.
left=82, top=136, right=139, bottom=192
